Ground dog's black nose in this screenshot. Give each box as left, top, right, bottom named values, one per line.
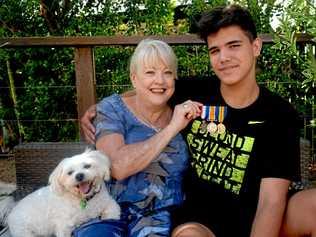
left=75, top=173, right=85, bottom=182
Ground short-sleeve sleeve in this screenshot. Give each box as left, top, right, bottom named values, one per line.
left=259, top=99, right=301, bottom=181
left=94, top=94, right=125, bottom=141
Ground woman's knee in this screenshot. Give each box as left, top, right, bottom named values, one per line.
left=171, top=222, right=216, bottom=237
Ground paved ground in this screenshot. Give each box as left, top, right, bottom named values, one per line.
left=0, top=182, right=15, bottom=196
left=0, top=157, right=16, bottom=185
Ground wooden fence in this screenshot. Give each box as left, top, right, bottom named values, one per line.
left=0, top=34, right=314, bottom=139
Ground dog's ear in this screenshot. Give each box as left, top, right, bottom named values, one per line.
left=49, top=159, right=66, bottom=195
left=84, top=146, right=93, bottom=153
left=91, top=150, right=111, bottom=181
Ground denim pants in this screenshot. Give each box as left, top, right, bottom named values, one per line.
left=72, top=208, right=171, bottom=237
left=72, top=218, right=127, bottom=237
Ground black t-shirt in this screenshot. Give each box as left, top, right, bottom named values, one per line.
left=171, top=78, right=301, bottom=237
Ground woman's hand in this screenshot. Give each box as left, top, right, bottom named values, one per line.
left=169, top=100, right=203, bottom=132
left=80, top=104, right=97, bottom=144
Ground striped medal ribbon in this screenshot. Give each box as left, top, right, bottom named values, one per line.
left=201, top=105, right=228, bottom=135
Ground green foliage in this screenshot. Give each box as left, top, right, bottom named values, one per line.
left=176, top=45, right=213, bottom=77
left=0, top=0, right=47, bottom=36
left=257, top=0, right=315, bottom=142
left=95, top=46, right=133, bottom=99
left=234, top=0, right=282, bottom=33
left=0, top=0, right=315, bottom=152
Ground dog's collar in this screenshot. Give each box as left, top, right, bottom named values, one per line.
left=79, top=184, right=102, bottom=210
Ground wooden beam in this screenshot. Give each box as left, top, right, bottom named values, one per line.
left=0, top=35, right=203, bottom=47
left=74, top=47, right=96, bottom=140
left=0, top=34, right=314, bottom=48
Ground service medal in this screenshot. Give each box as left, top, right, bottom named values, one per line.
left=201, top=105, right=228, bottom=135
left=217, top=123, right=226, bottom=134
left=207, top=122, right=217, bottom=134
left=200, top=121, right=208, bottom=133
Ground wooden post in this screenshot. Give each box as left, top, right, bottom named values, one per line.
left=74, top=47, right=96, bottom=140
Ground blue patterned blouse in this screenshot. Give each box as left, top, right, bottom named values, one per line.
left=95, top=94, right=189, bottom=216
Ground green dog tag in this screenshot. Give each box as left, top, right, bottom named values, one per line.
left=80, top=199, right=87, bottom=210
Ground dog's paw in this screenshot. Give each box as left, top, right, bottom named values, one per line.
left=101, top=203, right=121, bottom=220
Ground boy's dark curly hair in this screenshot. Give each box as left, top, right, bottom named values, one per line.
left=197, top=4, right=257, bottom=43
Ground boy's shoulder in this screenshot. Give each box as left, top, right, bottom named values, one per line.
left=260, top=86, right=301, bottom=125
left=260, top=87, right=296, bottom=111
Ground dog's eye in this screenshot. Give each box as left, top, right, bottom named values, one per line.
left=84, top=164, right=91, bottom=169
left=67, top=170, right=74, bottom=176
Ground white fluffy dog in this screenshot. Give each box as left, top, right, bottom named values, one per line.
left=7, top=149, right=121, bottom=237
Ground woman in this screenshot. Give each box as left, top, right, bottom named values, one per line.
left=76, top=39, right=202, bottom=237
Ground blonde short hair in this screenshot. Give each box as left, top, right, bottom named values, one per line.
left=129, top=39, right=177, bottom=79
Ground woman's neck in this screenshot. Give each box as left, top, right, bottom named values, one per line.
left=126, top=95, right=172, bottom=129
left=220, top=80, right=259, bottom=109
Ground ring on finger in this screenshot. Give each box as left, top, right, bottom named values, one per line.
left=183, top=103, right=189, bottom=108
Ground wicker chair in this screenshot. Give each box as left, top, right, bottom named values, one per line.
left=11, top=139, right=312, bottom=200
left=13, top=142, right=89, bottom=200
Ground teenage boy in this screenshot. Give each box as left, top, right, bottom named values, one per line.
left=81, top=4, right=316, bottom=237
left=171, top=4, right=298, bottom=237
